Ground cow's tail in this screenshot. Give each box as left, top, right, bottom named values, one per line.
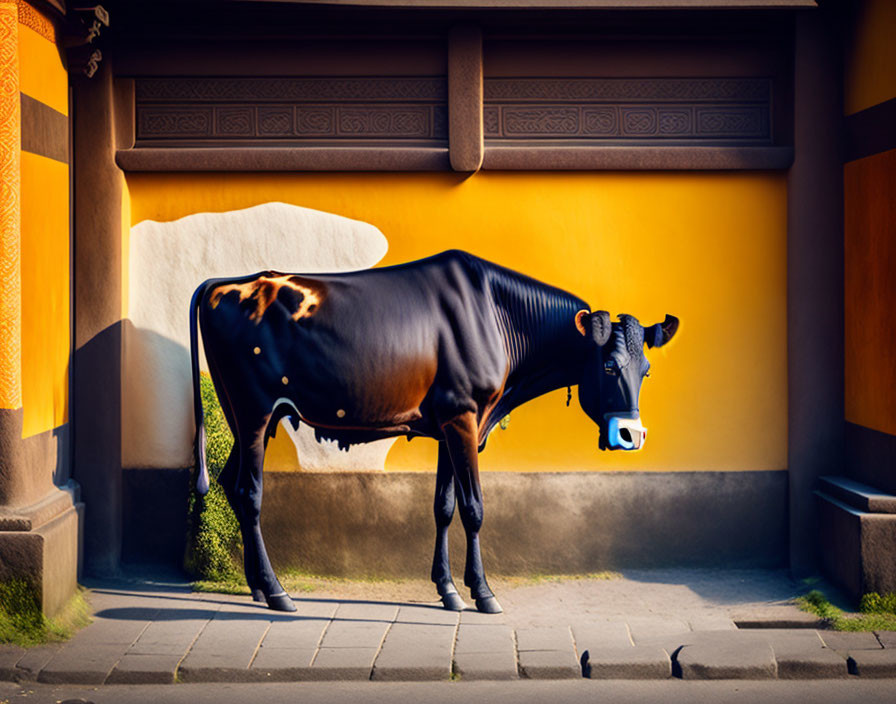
left=190, top=281, right=210, bottom=496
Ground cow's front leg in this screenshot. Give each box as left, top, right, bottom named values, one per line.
left=234, top=424, right=296, bottom=613
left=441, top=412, right=502, bottom=614
left=431, top=441, right=467, bottom=611
left=217, top=445, right=265, bottom=603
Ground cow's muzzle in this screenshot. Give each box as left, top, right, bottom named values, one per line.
left=605, top=415, right=647, bottom=451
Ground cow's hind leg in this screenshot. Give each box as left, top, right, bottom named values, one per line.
left=431, top=441, right=467, bottom=611
left=442, top=412, right=502, bottom=614
left=232, top=417, right=296, bottom=612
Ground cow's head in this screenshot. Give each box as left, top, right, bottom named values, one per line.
left=575, top=310, right=678, bottom=451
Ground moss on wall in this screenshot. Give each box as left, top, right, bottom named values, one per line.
left=0, top=579, right=90, bottom=647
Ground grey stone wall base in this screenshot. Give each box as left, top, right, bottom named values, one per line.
left=122, top=468, right=190, bottom=565
left=816, top=484, right=896, bottom=601
left=252, top=470, right=786, bottom=578
left=0, top=483, right=83, bottom=616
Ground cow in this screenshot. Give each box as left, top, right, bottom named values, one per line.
left=189, top=249, right=678, bottom=613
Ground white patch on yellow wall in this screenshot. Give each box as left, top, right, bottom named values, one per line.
left=123, top=202, right=392, bottom=471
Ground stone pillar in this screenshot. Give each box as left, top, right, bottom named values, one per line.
left=787, top=7, right=845, bottom=576
left=0, top=1, right=83, bottom=617
left=72, top=60, right=125, bottom=576
left=0, top=0, right=21, bottom=423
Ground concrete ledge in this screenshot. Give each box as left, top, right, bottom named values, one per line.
left=875, top=631, right=896, bottom=648
left=7, top=645, right=59, bottom=682
left=582, top=646, right=671, bottom=679
left=517, top=649, right=580, bottom=679
left=818, top=476, right=896, bottom=514
left=371, top=623, right=456, bottom=681
left=106, top=654, right=181, bottom=684
left=848, top=649, right=896, bottom=677
left=677, top=640, right=777, bottom=680
left=674, top=633, right=778, bottom=680
left=775, top=648, right=848, bottom=679
left=453, top=623, right=517, bottom=680
left=37, top=645, right=127, bottom=684
left=731, top=606, right=825, bottom=629
left=818, top=631, right=882, bottom=652
left=817, top=489, right=896, bottom=600
left=0, top=646, right=24, bottom=681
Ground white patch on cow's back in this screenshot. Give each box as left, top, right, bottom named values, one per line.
left=122, top=201, right=393, bottom=471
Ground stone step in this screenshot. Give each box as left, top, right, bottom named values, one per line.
left=731, top=606, right=826, bottom=629
left=818, top=476, right=896, bottom=514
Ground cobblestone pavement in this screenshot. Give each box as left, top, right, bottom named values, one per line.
left=2, top=569, right=895, bottom=685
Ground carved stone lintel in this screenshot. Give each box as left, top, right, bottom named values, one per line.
left=484, top=77, right=774, bottom=144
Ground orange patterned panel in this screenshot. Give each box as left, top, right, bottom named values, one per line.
left=0, top=1, right=21, bottom=410
left=845, top=148, right=896, bottom=436
left=16, top=1, right=54, bottom=44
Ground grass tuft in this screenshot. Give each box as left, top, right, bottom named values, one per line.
left=0, top=581, right=91, bottom=647
left=192, top=570, right=623, bottom=601
left=797, top=587, right=896, bottom=632
left=797, top=589, right=842, bottom=622
left=506, top=571, right=622, bottom=586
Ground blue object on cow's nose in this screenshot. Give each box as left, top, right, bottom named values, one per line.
left=607, top=416, right=647, bottom=451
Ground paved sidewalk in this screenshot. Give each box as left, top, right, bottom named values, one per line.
left=2, top=569, right=895, bottom=684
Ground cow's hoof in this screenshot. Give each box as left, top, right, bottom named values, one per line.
left=266, top=593, right=297, bottom=612
left=475, top=596, right=503, bottom=614
left=441, top=592, right=468, bottom=611
left=251, top=588, right=265, bottom=603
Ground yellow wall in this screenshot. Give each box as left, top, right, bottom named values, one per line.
left=20, top=152, right=69, bottom=436
left=18, top=6, right=70, bottom=438
left=127, top=171, right=788, bottom=472
left=17, top=23, right=66, bottom=116
left=844, top=0, right=896, bottom=116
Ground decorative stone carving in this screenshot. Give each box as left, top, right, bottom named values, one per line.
left=484, top=77, right=773, bottom=144
left=134, top=76, right=448, bottom=145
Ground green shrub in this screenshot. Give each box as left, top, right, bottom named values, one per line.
left=184, top=373, right=244, bottom=583
left=860, top=592, right=896, bottom=615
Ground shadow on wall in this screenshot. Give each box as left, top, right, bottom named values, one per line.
left=121, top=324, right=399, bottom=473
left=121, top=202, right=394, bottom=472
left=73, top=321, right=122, bottom=574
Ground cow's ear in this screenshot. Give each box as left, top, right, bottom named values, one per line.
left=575, top=309, right=612, bottom=346
left=574, top=310, right=590, bottom=336
left=645, top=314, right=679, bottom=348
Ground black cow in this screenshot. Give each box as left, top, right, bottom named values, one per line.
left=190, top=250, right=678, bottom=613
